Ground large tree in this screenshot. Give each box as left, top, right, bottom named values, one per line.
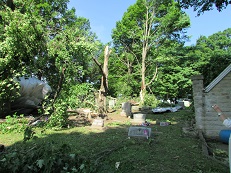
left=185, top=28, right=231, bottom=86
left=0, top=0, right=100, bottom=119
left=150, top=40, right=198, bottom=100
left=111, top=0, right=190, bottom=104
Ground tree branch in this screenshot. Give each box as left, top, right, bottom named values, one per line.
left=52, top=67, right=65, bottom=104
left=146, top=63, right=158, bottom=86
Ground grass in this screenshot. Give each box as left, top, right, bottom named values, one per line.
left=0, top=109, right=229, bottom=173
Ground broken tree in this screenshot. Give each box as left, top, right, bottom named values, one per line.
left=93, top=45, right=111, bottom=114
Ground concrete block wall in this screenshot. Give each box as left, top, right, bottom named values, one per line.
left=192, top=73, right=231, bottom=138
left=191, top=75, right=205, bottom=130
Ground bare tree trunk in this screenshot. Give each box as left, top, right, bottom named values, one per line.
left=140, top=3, right=158, bottom=105
left=93, top=46, right=111, bottom=114
left=140, top=45, right=147, bottom=104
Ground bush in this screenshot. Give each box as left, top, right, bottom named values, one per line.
left=0, top=114, right=28, bottom=134
left=66, top=83, right=96, bottom=110
left=143, top=94, right=159, bottom=108
left=46, top=102, right=68, bottom=129
left=0, top=142, right=96, bottom=173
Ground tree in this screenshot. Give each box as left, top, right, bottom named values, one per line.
left=150, top=41, right=198, bottom=100
left=112, top=0, right=190, bottom=104
left=93, top=46, right=111, bottom=114
left=186, top=28, right=231, bottom=86
left=155, top=28, right=231, bottom=99
left=0, top=0, right=48, bottom=116
left=0, top=0, right=101, bottom=120
left=178, top=0, right=231, bottom=15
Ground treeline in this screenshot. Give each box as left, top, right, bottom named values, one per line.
left=0, top=0, right=230, bottom=127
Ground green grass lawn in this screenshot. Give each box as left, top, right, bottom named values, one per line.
left=0, top=110, right=229, bottom=173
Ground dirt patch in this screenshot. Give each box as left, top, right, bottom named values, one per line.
left=68, top=110, right=131, bottom=127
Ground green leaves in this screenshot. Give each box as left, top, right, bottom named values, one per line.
left=179, top=0, right=230, bottom=15
left=36, top=159, right=44, bottom=168
left=111, top=0, right=190, bottom=99
left=0, top=114, right=28, bottom=133
left=187, top=28, right=231, bottom=86
left=0, top=141, right=96, bottom=173
left=0, top=0, right=100, bottom=117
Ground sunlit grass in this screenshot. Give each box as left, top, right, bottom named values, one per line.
left=0, top=109, right=229, bottom=172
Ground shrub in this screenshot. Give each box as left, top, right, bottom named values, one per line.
left=143, top=94, right=159, bottom=108
left=46, top=102, right=68, bottom=129
left=0, top=114, right=28, bottom=134
left=0, top=142, right=96, bottom=173
left=66, top=83, right=96, bottom=110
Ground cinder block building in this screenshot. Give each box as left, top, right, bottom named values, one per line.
left=191, top=64, right=231, bottom=138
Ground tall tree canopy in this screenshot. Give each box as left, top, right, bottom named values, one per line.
left=111, top=0, right=190, bottom=103
left=155, top=28, right=231, bottom=99
left=185, top=28, right=231, bottom=86
left=151, top=41, right=198, bottom=100
left=0, top=0, right=101, bottom=120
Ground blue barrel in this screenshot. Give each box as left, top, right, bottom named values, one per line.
left=219, top=130, right=231, bottom=144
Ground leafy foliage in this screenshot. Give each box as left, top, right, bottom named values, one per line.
left=0, top=0, right=100, bottom=124
left=150, top=41, right=199, bottom=99
left=185, top=28, right=231, bottom=86
left=23, top=126, right=36, bottom=142
left=179, top=0, right=231, bottom=15
left=0, top=142, right=96, bottom=173
left=46, top=101, right=69, bottom=129
left=66, top=83, right=96, bottom=110
left=111, top=0, right=190, bottom=101
left=0, top=114, right=28, bottom=134
left=143, top=94, right=159, bottom=107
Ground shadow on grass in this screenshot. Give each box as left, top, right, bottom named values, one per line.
left=0, top=110, right=229, bottom=173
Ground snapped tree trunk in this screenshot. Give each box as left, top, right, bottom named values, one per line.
left=93, top=46, right=111, bottom=114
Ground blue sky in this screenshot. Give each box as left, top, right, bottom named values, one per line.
left=68, top=0, right=231, bottom=46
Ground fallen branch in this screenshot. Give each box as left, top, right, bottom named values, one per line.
left=27, top=114, right=46, bottom=126
left=94, top=145, right=124, bottom=166
left=93, top=139, right=129, bottom=166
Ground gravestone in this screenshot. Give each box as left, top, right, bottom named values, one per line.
left=178, top=101, right=185, bottom=109
left=120, top=102, right=132, bottom=117
left=131, top=105, right=140, bottom=112
left=128, top=126, right=151, bottom=139
left=109, top=99, right=116, bottom=109
left=91, top=119, right=104, bottom=127
left=133, top=113, right=146, bottom=123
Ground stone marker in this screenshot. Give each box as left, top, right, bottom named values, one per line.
left=131, top=105, right=140, bottom=112
left=91, top=119, right=104, bottom=127
left=128, top=126, right=151, bottom=139
left=133, top=113, right=146, bottom=123
left=109, top=99, right=116, bottom=109
left=120, top=102, right=132, bottom=117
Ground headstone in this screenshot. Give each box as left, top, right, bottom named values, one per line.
left=109, top=99, right=116, bottom=109
left=133, top=113, right=146, bottom=123
left=132, top=105, right=140, bottom=112
left=178, top=101, right=185, bottom=109
left=120, top=102, right=132, bottom=116
left=128, top=126, right=151, bottom=139
left=91, top=119, right=104, bottom=127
